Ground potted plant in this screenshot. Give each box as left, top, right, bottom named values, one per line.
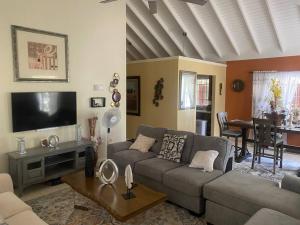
left=267, top=79, right=284, bottom=126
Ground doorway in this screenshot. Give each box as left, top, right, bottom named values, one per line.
left=196, top=75, right=213, bottom=136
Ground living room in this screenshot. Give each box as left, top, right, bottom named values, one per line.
left=1, top=0, right=300, bottom=225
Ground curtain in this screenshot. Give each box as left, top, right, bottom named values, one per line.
left=252, top=71, right=300, bottom=117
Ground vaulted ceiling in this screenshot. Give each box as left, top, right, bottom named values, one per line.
left=126, top=0, right=300, bottom=62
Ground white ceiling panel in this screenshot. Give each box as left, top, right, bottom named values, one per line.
left=122, top=0, right=300, bottom=62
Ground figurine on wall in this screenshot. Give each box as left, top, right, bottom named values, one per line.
left=110, top=73, right=121, bottom=107
left=153, top=78, right=164, bottom=107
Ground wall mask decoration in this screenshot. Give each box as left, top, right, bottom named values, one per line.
left=153, top=78, right=164, bottom=107
left=110, top=73, right=121, bottom=107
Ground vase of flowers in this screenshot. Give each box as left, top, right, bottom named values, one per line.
left=267, top=79, right=283, bottom=126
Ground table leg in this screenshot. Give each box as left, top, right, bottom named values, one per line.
left=236, top=128, right=252, bottom=163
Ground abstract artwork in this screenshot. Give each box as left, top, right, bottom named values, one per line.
left=12, top=25, right=68, bottom=82
left=27, top=42, right=58, bottom=70
left=127, top=76, right=140, bottom=116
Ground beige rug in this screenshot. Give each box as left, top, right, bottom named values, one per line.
left=26, top=187, right=206, bottom=225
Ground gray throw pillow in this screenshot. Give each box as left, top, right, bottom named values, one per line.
left=157, top=134, right=187, bottom=162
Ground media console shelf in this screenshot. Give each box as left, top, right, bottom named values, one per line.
left=7, top=140, right=93, bottom=195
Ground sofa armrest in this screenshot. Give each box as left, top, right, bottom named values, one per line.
left=107, top=141, right=132, bottom=159
left=281, top=175, right=300, bottom=195
left=0, top=173, right=14, bottom=193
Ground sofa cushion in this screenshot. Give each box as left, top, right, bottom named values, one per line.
left=129, top=134, right=156, bottom=153
left=136, top=125, right=167, bottom=154
left=282, top=175, right=300, bottom=195
left=112, top=150, right=156, bottom=169
left=5, top=210, right=47, bottom=225
left=134, top=158, right=184, bottom=182
left=0, top=214, right=5, bottom=224
left=157, top=134, right=187, bottom=162
left=166, top=130, right=194, bottom=163
left=107, top=141, right=132, bottom=159
left=191, top=135, right=231, bottom=172
left=0, top=192, right=31, bottom=219
left=244, top=208, right=300, bottom=225
left=163, top=165, right=223, bottom=197
left=189, top=150, right=219, bottom=172
left=204, top=171, right=300, bottom=220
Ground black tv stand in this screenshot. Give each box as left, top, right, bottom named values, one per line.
left=8, top=140, right=93, bottom=195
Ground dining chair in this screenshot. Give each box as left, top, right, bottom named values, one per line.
left=252, top=118, right=284, bottom=174
left=217, top=112, right=242, bottom=159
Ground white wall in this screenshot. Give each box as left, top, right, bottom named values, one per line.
left=0, top=0, right=126, bottom=172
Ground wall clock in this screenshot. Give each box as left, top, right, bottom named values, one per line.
left=232, top=79, right=245, bottom=92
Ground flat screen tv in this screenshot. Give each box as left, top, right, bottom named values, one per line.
left=11, top=92, right=77, bottom=132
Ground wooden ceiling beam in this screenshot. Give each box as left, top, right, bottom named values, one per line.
left=186, top=4, right=223, bottom=58
left=264, top=0, right=284, bottom=52
left=127, top=1, right=175, bottom=56
left=162, top=0, right=205, bottom=59
left=210, top=0, right=241, bottom=55
left=236, top=0, right=261, bottom=54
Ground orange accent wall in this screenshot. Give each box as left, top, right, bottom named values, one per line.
left=226, top=55, right=300, bottom=146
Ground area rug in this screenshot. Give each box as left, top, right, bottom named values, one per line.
left=26, top=187, right=206, bottom=225
left=26, top=154, right=299, bottom=225
left=233, top=154, right=298, bottom=183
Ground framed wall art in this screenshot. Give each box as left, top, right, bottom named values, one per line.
left=11, top=25, right=69, bottom=82
left=127, top=76, right=140, bottom=116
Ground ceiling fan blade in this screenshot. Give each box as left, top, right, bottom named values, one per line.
left=181, top=0, right=208, bottom=6
left=99, top=0, right=118, bottom=3
left=148, top=0, right=158, bottom=14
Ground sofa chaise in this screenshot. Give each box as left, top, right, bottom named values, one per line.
left=0, top=173, right=47, bottom=225
left=204, top=171, right=300, bottom=225
left=108, top=124, right=233, bottom=214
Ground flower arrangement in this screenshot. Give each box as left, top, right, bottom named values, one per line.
left=269, top=78, right=282, bottom=111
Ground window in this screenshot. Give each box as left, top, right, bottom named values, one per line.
left=179, top=71, right=196, bottom=110
left=252, top=71, right=300, bottom=117
left=196, top=79, right=209, bottom=107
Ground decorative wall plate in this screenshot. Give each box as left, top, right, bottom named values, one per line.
left=232, top=79, right=245, bottom=92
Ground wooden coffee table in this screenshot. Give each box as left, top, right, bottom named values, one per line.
left=62, top=170, right=167, bottom=222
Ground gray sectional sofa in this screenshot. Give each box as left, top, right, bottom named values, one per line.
left=108, top=124, right=233, bottom=214
left=204, top=171, right=300, bottom=225
left=108, top=124, right=300, bottom=225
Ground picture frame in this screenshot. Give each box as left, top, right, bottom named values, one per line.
left=11, top=25, right=69, bottom=82
left=90, top=97, right=106, bottom=108
left=127, top=76, right=141, bottom=116
left=179, top=71, right=196, bottom=110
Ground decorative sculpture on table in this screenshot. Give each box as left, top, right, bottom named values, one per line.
left=122, top=164, right=136, bottom=200
left=48, top=135, right=59, bottom=148
left=153, top=78, right=164, bottom=107
left=96, top=159, right=119, bottom=184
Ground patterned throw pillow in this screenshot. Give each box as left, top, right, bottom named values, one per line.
left=157, top=134, right=187, bottom=162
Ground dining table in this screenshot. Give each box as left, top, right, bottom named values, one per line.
left=226, top=119, right=300, bottom=177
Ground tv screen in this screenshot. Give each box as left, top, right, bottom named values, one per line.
left=11, top=92, right=77, bottom=132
